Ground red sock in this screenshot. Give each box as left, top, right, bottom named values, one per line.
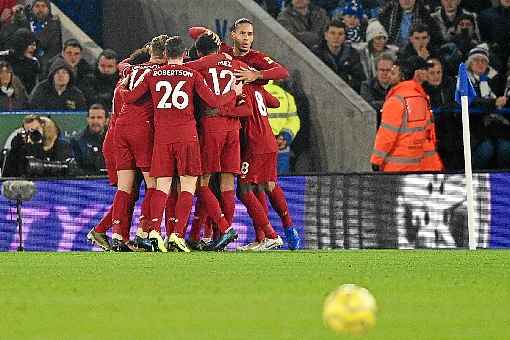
left=211, top=220, right=220, bottom=240
left=174, top=191, right=194, bottom=237
left=220, top=190, right=235, bottom=226
left=140, top=188, right=155, bottom=223
left=199, top=186, right=229, bottom=233
left=111, top=190, right=131, bottom=240
left=149, top=190, right=168, bottom=233
left=255, top=190, right=269, bottom=215
left=268, top=185, right=293, bottom=227
left=255, top=225, right=265, bottom=242
left=95, top=206, right=112, bottom=233
left=165, top=188, right=178, bottom=236
left=204, top=218, right=213, bottom=239
left=123, top=193, right=136, bottom=241
left=240, top=191, right=272, bottom=233
left=190, top=198, right=207, bottom=241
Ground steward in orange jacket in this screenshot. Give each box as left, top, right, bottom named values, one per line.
left=370, top=57, right=443, bottom=172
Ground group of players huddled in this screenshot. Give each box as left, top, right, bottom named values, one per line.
left=86, top=18, right=301, bottom=252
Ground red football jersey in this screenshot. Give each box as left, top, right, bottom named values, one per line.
left=187, top=27, right=289, bottom=83
left=220, top=44, right=288, bottom=83
left=123, top=63, right=237, bottom=144
left=186, top=53, right=249, bottom=132
left=116, top=62, right=164, bottom=125
left=241, top=84, right=279, bottom=156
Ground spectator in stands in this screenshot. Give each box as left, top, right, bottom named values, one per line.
left=466, top=46, right=510, bottom=169
left=2, top=114, right=73, bottom=177
left=423, top=58, right=462, bottom=170
left=313, top=0, right=340, bottom=14
left=398, top=23, right=439, bottom=64
left=360, top=52, right=395, bottom=128
left=47, top=39, right=92, bottom=90
left=371, top=56, right=443, bottom=172
left=462, top=0, right=494, bottom=14
left=478, top=0, right=510, bottom=76
left=29, top=58, right=86, bottom=110
left=254, top=0, right=284, bottom=17
left=264, top=80, right=301, bottom=174
left=70, top=103, right=107, bottom=175
left=312, top=20, right=365, bottom=92
left=450, top=13, right=479, bottom=62
left=338, top=0, right=367, bottom=43
left=430, top=0, right=480, bottom=43
left=0, top=0, right=16, bottom=30
left=378, top=0, right=443, bottom=48
left=0, top=0, right=62, bottom=76
left=81, top=49, right=119, bottom=109
left=0, top=60, right=28, bottom=110
left=357, top=19, right=398, bottom=80
left=0, top=27, right=39, bottom=93
left=277, top=0, right=330, bottom=49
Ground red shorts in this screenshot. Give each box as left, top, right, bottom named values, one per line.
left=239, top=152, right=277, bottom=184
left=150, top=141, right=202, bottom=177
left=200, top=130, right=240, bottom=174
left=114, top=122, right=154, bottom=171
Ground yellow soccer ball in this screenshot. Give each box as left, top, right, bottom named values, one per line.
left=323, top=284, right=377, bottom=335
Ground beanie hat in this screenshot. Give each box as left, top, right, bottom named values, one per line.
left=467, top=45, right=489, bottom=64
left=400, top=56, right=433, bottom=80
left=366, top=19, right=388, bottom=42
left=342, top=1, right=364, bottom=20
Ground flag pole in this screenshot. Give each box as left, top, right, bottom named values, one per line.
left=460, top=95, right=477, bottom=250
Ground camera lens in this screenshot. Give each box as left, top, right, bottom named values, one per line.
left=28, top=130, right=43, bottom=143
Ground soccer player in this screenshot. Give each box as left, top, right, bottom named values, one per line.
left=109, top=35, right=168, bottom=251
left=190, top=19, right=301, bottom=250
left=188, top=18, right=288, bottom=84
left=122, top=36, right=243, bottom=252
left=185, top=32, right=253, bottom=250
left=86, top=46, right=152, bottom=252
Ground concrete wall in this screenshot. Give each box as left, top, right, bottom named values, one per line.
left=103, top=0, right=376, bottom=172
left=51, top=3, right=102, bottom=65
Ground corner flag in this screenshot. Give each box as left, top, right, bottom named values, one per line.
left=455, top=63, right=476, bottom=105
left=454, top=62, right=477, bottom=250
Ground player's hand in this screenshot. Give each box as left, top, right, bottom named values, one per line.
left=232, top=81, right=243, bottom=96
left=235, top=67, right=261, bottom=83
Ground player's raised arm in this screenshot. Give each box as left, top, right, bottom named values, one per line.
left=194, top=71, right=241, bottom=108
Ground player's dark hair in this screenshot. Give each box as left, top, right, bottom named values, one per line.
left=195, top=33, right=220, bottom=56
left=230, top=18, right=253, bottom=32
left=63, top=38, right=82, bottom=51
left=326, top=19, right=346, bottom=31
left=150, top=34, right=170, bottom=57
left=165, top=36, right=185, bottom=59
left=128, top=47, right=151, bottom=65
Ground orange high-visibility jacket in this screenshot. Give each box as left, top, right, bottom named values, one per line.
left=370, top=80, right=443, bottom=172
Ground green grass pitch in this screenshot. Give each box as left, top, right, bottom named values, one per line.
left=1, top=250, right=509, bottom=339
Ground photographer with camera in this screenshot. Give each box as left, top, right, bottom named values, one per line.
left=2, top=114, right=74, bottom=177
left=70, top=103, right=107, bottom=175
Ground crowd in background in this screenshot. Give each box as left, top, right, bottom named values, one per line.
left=1, top=0, right=510, bottom=174
left=256, top=0, right=510, bottom=171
